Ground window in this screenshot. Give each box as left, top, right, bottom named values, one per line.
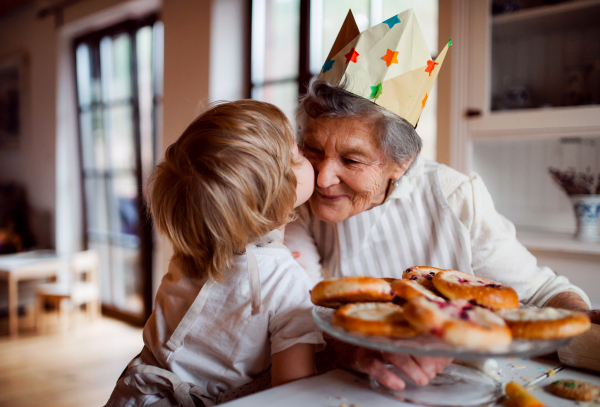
left=251, top=0, right=438, bottom=159
left=74, top=16, right=163, bottom=324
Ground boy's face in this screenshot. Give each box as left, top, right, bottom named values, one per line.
left=292, top=143, right=315, bottom=208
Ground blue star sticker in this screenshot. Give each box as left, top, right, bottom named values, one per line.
left=322, top=58, right=334, bottom=73
left=383, top=15, right=401, bottom=29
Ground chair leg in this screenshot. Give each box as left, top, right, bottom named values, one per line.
left=58, top=298, right=70, bottom=332
left=35, top=295, right=43, bottom=334
left=89, top=300, right=100, bottom=321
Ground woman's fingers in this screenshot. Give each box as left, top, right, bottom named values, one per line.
left=384, top=353, right=430, bottom=386
left=355, top=349, right=405, bottom=390
left=292, top=251, right=301, bottom=259
left=352, top=348, right=451, bottom=389
left=432, top=357, right=453, bottom=373
left=587, top=309, right=600, bottom=324
left=411, top=355, right=440, bottom=379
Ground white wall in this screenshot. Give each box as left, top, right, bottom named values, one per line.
left=0, top=3, right=57, bottom=248
left=209, top=0, right=248, bottom=103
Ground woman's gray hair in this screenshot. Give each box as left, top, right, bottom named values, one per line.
left=296, top=80, right=422, bottom=168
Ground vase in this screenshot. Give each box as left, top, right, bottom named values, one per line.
left=570, top=195, right=600, bottom=243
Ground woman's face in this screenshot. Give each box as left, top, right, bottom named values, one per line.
left=302, top=116, right=407, bottom=223
left=292, top=143, right=315, bottom=208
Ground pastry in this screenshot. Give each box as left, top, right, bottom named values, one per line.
left=497, top=307, right=591, bottom=339
left=391, top=279, right=445, bottom=302
left=432, top=269, right=519, bottom=310
left=332, top=302, right=419, bottom=337
left=549, top=379, right=599, bottom=401
left=403, top=297, right=512, bottom=350
left=310, top=276, right=395, bottom=308
left=402, top=266, right=445, bottom=291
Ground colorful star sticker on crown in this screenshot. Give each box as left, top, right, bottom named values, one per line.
left=322, top=58, right=335, bottom=73
left=370, top=83, right=383, bottom=100
left=344, top=48, right=359, bottom=64
left=383, top=15, right=401, bottom=29
left=421, top=93, right=429, bottom=109
left=382, top=49, right=399, bottom=67
left=425, top=60, right=439, bottom=76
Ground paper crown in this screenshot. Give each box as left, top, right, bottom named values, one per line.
left=318, top=8, right=451, bottom=127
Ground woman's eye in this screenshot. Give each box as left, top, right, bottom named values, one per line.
left=304, top=146, right=320, bottom=155
left=344, top=158, right=360, bottom=165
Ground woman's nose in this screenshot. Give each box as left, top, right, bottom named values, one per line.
left=316, top=159, right=340, bottom=189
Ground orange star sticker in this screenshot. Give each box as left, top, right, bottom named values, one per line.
left=344, top=48, right=359, bottom=64
left=424, top=60, right=439, bottom=76
left=382, top=49, right=399, bottom=67
left=422, top=93, right=429, bottom=109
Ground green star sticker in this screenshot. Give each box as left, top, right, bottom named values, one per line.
left=370, top=83, right=383, bottom=100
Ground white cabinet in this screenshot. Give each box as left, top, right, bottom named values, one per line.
left=439, top=0, right=600, bottom=307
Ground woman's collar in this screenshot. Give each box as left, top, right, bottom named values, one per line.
left=385, top=155, right=425, bottom=202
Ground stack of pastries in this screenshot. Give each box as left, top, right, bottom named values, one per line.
left=310, top=267, right=591, bottom=351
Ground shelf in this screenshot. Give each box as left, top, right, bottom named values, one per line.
left=516, top=227, right=600, bottom=257
left=468, top=105, right=600, bottom=141
left=493, top=0, right=600, bottom=39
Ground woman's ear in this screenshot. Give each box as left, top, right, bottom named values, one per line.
left=390, top=157, right=413, bottom=181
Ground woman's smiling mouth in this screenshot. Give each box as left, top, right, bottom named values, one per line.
left=316, top=190, right=348, bottom=202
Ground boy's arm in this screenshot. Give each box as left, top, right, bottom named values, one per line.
left=271, top=343, right=316, bottom=387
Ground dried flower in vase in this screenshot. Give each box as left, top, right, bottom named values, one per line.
left=548, top=167, right=600, bottom=196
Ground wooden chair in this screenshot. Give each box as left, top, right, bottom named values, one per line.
left=35, top=250, right=100, bottom=333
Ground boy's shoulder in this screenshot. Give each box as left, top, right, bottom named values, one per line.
left=249, top=246, right=313, bottom=286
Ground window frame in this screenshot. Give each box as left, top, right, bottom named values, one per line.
left=72, top=14, right=160, bottom=325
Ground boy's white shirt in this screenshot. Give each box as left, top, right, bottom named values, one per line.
left=139, top=246, right=325, bottom=402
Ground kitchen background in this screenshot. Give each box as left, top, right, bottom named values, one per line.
left=0, top=0, right=598, bottom=406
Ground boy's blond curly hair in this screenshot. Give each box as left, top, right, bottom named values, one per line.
left=147, top=100, right=298, bottom=281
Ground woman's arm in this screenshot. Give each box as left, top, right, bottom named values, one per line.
left=446, top=171, right=592, bottom=308
left=271, top=343, right=316, bottom=387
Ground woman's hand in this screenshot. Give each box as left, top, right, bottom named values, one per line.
left=354, top=347, right=452, bottom=389
left=318, top=334, right=452, bottom=390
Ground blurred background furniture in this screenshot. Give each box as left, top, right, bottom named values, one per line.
left=0, top=251, right=63, bottom=338
left=36, top=250, right=100, bottom=333
left=441, top=0, right=600, bottom=309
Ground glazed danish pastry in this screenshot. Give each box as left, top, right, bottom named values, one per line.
left=403, top=297, right=512, bottom=350
left=332, top=302, right=419, bottom=337
left=497, top=307, right=591, bottom=339
left=310, top=276, right=395, bottom=308
left=432, top=270, right=519, bottom=310
left=391, top=279, right=445, bottom=302
left=402, top=266, right=445, bottom=291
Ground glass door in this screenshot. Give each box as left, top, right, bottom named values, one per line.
left=74, top=16, right=163, bottom=324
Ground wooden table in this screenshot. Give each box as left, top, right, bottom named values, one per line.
left=221, top=357, right=600, bottom=406
left=0, top=253, right=64, bottom=338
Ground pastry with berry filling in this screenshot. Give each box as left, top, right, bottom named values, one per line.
left=403, top=297, right=512, bottom=350
left=391, top=279, right=445, bottom=302
left=310, top=276, right=395, bottom=308
left=432, top=269, right=519, bottom=310
left=497, top=307, right=591, bottom=339
left=402, top=266, right=445, bottom=291
left=332, top=302, right=419, bottom=337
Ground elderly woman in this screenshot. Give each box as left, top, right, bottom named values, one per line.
left=285, top=80, right=597, bottom=389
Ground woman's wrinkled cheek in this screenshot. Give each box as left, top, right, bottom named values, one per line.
left=350, top=168, right=385, bottom=212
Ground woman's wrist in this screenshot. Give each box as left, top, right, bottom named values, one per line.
left=545, top=291, right=590, bottom=313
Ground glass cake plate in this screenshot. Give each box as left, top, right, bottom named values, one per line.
left=313, top=305, right=571, bottom=406
left=313, top=306, right=570, bottom=359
